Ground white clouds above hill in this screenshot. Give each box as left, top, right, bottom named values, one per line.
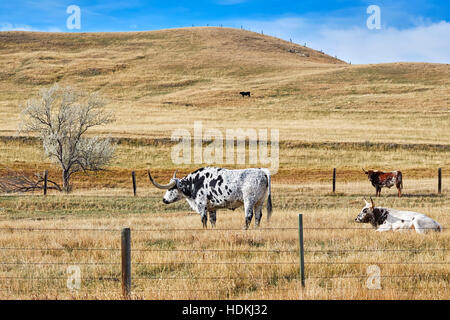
left=232, top=17, right=450, bottom=64
left=310, top=20, right=450, bottom=64
left=0, top=22, right=32, bottom=31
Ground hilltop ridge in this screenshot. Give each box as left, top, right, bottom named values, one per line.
left=0, top=27, right=344, bottom=89
left=0, top=27, right=448, bottom=146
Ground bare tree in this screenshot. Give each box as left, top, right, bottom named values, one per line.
left=19, top=84, right=115, bottom=193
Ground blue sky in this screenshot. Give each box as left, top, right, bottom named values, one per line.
left=1, top=0, right=449, bottom=63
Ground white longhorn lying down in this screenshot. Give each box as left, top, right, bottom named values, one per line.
left=355, top=199, right=442, bottom=234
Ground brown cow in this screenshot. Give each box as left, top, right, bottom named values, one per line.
left=363, top=169, right=403, bottom=197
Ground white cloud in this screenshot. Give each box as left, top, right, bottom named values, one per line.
left=310, top=21, right=450, bottom=64
left=227, top=17, right=450, bottom=64
left=1, top=22, right=65, bottom=33
left=0, top=22, right=32, bottom=31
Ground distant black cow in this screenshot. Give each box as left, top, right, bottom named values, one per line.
left=363, top=169, right=403, bottom=197
left=239, top=91, right=251, bottom=97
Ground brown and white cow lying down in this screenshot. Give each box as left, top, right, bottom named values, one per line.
left=363, top=169, right=403, bottom=197
left=355, top=199, right=442, bottom=234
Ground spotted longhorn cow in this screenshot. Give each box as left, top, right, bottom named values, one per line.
left=147, top=167, right=272, bottom=229
left=363, top=169, right=403, bottom=197
left=355, top=198, right=442, bottom=234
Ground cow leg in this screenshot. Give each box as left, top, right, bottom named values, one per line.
left=208, top=210, right=216, bottom=228
left=243, top=200, right=255, bottom=229
left=376, top=187, right=381, bottom=197
left=254, top=201, right=264, bottom=227
left=412, top=219, right=425, bottom=234
left=398, top=188, right=402, bottom=198
left=200, top=208, right=208, bottom=229
left=201, top=214, right=207, bottom=228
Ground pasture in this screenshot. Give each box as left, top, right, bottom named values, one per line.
left=0, top=28, right=449, bottom=299
left=0, top=181, right=448, bottom=299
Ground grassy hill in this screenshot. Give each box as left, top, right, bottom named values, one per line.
left=0, top=27, right=449, bottom=185
left=0, top=27, right=448, bottom=141
left=0, top=27, right=343, bottom=133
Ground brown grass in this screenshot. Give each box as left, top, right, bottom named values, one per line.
left=0, top=28, right=449, bottom=299
left=0, top=28, right=449, bottom=145
left=0, top=195, right=448, bottom=300
left=0, top=181, right=449, bottom=300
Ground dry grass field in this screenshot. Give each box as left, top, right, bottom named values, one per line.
left=0, top=185, right=448, bottom=300
left=0, top=27, right=449, bottom=299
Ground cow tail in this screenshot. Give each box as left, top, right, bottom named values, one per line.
left=261, top=169, right=272, bottom=222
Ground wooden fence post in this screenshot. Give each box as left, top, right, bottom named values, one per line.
left=332, top=168, right=336, bottom=193
left=121, top=228, right=131, bottom=299
left=43, top=170, right=48, bottom=196
left=298, top=214, right=305, bottom=288
left=438, top=168, right=442, bottom=194
left=131, top=171, right=137, bottom=196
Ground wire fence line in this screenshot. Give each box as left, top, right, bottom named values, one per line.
left=0, top=274, right=447, bottom=281
left=1, top=260, right=447, bottom=266
left=0, top=247, right=120, bottom=251
left=0, top=222, right=448, bottom=298
left=0, top=246, right=448, bottom=253
left=0, top=262, right=120, bottom=266
left=0, top=227, right=120, bottom=232
left=0, top=226, right=448, bottom=232
left=1, top=286, right=447, bottom=296
left=302, top=262, right=450, bottom=265
left=130, top=287, right=450, bottom=294
left=3, top=166, right=444, bottom=197
left=0, top=276, right=120, bottom=281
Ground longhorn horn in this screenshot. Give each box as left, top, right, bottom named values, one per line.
left=362, top=168, right=368, bottom=174
left=370, top=197, right=375, bottom=208
left=147, top=170, right=177, bottom=189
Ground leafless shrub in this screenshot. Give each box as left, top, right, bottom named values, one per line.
left=19, top=84, right=116, bottom=193
left=0, top=168, right=61, bottom=193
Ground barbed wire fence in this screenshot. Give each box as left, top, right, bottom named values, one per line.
left=2, top=167, right=445, bottom=197
left=0, top=226, right=121, bottom=297
left=0, top=217, right=448, bottom=299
